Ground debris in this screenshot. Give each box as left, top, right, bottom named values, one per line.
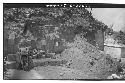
left=61, top=35, right=118, bottom=79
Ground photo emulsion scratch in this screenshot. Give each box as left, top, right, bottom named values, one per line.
left=3, top=3, right=125, bottom=80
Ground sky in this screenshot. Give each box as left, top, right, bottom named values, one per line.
left=87, top=8, right=125, bottom=32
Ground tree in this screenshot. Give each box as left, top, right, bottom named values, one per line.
left=115, top=31, right=125, bottom=45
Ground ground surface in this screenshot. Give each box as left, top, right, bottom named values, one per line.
left=4, top=69, right=43, bottom=80
left=4, top=66, right=100, bottom=80
left=4, top=57, right=125, bottom=80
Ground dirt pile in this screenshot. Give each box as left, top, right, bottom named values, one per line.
left=61, top=35, right=118, bottom=79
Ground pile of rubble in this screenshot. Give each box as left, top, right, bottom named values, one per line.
left=60, top=35, right=118, bottom=79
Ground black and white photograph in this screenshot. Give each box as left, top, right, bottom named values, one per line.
left=3, top=3, right=125, bottom=80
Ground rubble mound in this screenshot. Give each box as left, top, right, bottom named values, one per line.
left=61, top=35, right=118, bottom=79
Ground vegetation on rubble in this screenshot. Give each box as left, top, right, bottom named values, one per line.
left=4, top=8, right=107, bottom=54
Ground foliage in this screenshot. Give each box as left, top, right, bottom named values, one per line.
left=114, top=31, right=125, bottom=45
left=4, top=7, right=107, bottom=54
left=4, top=8, right=106, bottom=35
